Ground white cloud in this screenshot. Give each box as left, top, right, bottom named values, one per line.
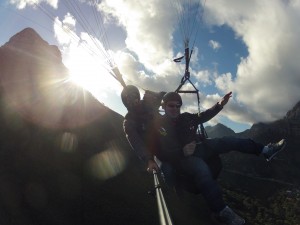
left=53, top=14, right=77, bottom=46
left=204, top=0, right=300, bottom=124
left=98, top=0, right=177, bottom=74
left=194, top=70, right=213, bottom=86
left=61, top=12, right=76, bottom=30
left=96, top=0, right=210, bottom=95
left=97, top=0, right=200, bottom=95
left=215, top=73, right=233, bottom=93
left=9, top=0, right=58, bottom=9
left=209, top=40, right=221, bottom=51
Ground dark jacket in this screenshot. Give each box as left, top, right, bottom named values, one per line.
left=149, top=102, right=223, bottom=163
left=123, top=91, right=165, bottom=163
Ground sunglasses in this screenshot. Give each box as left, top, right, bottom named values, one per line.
left=166, top=103, right=181, bottom=109
left=126, top=93, right=139, bottom=101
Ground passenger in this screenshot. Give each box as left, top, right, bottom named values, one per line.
left=148, top=91, right=286, bottom=225
left=121, top=85, right=165, bottom=172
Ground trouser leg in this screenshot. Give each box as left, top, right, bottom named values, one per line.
left=194, top=137, right=264, bottom=159
left=161, top=162, right=184, bottom=196
left=180, top=156, right=225, bottom=212
left=160, top=162, right=177, bottom=187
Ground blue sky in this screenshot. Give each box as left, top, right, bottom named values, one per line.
left=1, top=0, right=300, bottom=133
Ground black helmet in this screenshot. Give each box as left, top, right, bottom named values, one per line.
left=121, top=85, right=140, bottom=109
left=161, top=92, right=182, bottom=106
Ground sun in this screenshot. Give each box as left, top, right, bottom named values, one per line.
left=65, top=52, right=119, bottom=97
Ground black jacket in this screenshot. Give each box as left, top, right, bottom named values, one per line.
left=123, top=91, right=165, bottom=163
left=149, top=102, right=223, bottom=163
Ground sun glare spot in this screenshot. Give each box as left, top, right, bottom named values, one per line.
left=88, top=148, right=127, bottom=180
left=60, top=132, right=78, bottom=153
left=64, top=47, right=120, bottom=101
left=66, top=58, right=109, bottom=92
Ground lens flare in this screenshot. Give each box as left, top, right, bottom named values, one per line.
left=60, top=132, right=78, bottom=153
left=88, top=147, right=126, bottom=180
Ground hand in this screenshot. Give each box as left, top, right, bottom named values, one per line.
left=219, top=91, right=232, bottom=107
left=183, top=141, right=196, bottom=156
left=147, top=159, right=159, bottom=173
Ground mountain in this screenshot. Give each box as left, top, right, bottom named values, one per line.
left=205, top=123, right=235, bottom=138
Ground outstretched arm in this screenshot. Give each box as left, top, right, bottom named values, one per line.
left=194, top=91, right=232, bottom=124
left=219, top=91, right=232, bottom=107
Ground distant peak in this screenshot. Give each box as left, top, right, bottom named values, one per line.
left=7, top=27, right=47, bottom=46
left=205, top=122, right=235, bottom=138
left=20, top=27, right=38, bottom=34
left=286, top=101, right=300, bottom=120
left=2, top=27, right=62, bottom=62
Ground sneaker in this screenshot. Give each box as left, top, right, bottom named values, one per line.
left=214, top=206, right=245, bottom=225
left=264, top=139, right=286, bottom=162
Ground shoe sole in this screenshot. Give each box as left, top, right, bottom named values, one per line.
left=266, top=140, right=287, bottom=162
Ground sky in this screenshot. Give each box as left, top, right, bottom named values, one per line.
left=1, top=0, right=300, bottom=133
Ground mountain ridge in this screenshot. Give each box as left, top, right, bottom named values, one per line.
left=206, top=99, right=300, bottom=140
